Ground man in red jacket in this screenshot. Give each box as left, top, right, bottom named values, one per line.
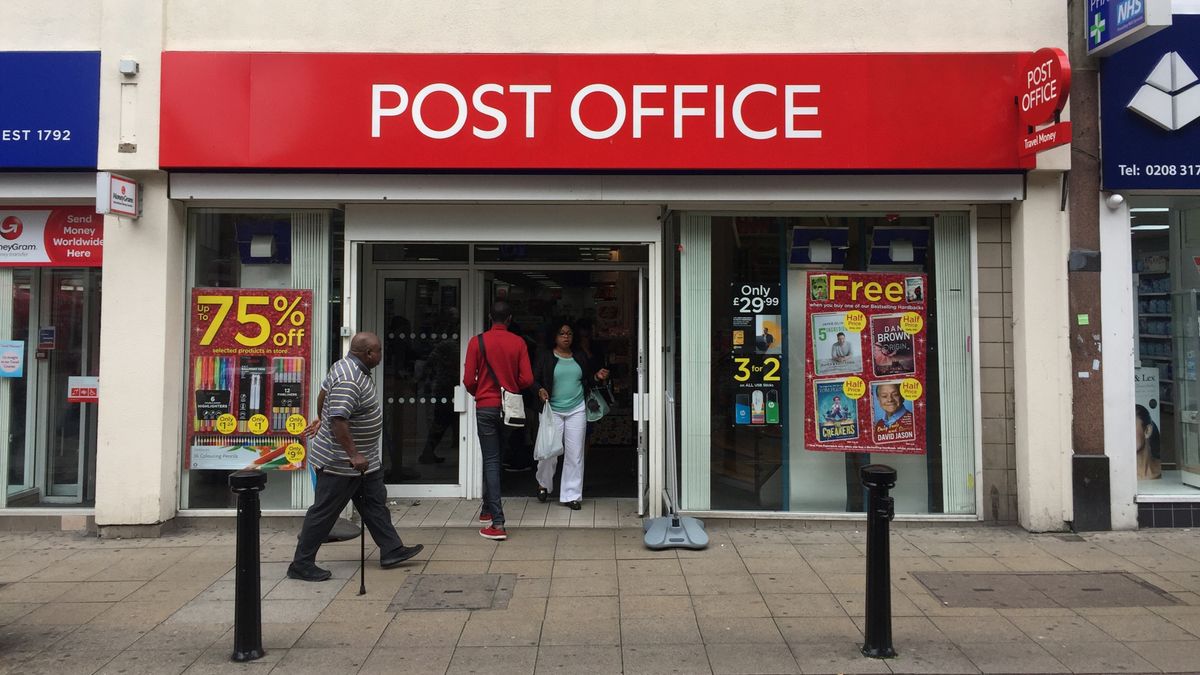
left=463, top=301, right=534, bottom=540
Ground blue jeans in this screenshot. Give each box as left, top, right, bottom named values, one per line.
left=476, top=407, right=504, bottom=528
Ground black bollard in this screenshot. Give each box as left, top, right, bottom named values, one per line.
left=229, top=469, right=268, bottom=662
left=860, top=464, right=897, bottom=659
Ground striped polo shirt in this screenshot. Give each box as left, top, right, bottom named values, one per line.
left=310, top=354, right=383, bottom=476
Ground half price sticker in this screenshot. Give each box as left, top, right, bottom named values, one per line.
left=842, top=376, right=866, bottom=400
left=900, top=311, right=924, bottom=335
left=843, top=310, right=867, bottom=333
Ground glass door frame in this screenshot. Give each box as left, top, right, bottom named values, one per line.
left=0, top=267, right=98, bottom=507
left=345, top=220, right=664, bottom=516
left=39, top=267, right=100, bottom=502
left=366, top=268, right=475, bottom=499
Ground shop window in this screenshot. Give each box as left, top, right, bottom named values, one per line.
left=183, top=210, right=338, bottom=510
left=677, top=213, right=976, bottom=515
left=1131, top=203, right=1200, bottom=497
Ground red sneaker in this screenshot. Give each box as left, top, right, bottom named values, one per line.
left=479, top=525, right=507, bottom=541
left=479, top=512, right=492, bottom=523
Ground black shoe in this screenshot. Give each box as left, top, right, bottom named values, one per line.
left=418, top=454, right=445, bottom=464
left=380, top=544, right=424, bottom=569
left=565, top=500, right=582, bottom=511
left=287, top=563, right=332, bottom=582
left=537, top=487, right=549, bottom=503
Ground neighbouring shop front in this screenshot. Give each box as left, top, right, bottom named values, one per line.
left=1102, top=13, right=1200, bottom=527
left=0, top=52, right=103, bottom=509
left=161, top=50, right=1054, bottom=521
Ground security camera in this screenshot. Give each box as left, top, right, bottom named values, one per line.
left=1105, top=193, right=1125, bottom=209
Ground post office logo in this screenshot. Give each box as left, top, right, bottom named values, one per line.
left=1128, top=51, right=1200, bottom=131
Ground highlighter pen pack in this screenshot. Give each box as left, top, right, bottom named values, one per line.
left=193, top=356, right=233, bottom=433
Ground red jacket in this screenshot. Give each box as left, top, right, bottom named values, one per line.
left=463, top=324, right=534, bottom=408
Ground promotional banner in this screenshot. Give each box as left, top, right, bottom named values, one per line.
left=0, top=341, right=24, bottom=378
left=0, top=207, right=103, bottom=267
left=804, top=271, right=928, bottom=454
left=161, top=51, right=1031, bottom=171
left=0, top=52, right=100, bottom=169
left=730, top=282, right=782, bottom=426
left=186, top=288, right=312, bottom=471
left=1101, top=15, right=1200, bottom=190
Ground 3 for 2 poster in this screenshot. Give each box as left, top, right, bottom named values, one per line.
left=805, top=272, right=927, bottom=455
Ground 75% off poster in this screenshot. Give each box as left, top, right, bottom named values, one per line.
left=186, top=288, right=312, bottom=471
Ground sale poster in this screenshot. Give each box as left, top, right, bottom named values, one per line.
left=186, top=288, right=312, bottom=471
left=804, top=272, right=927, bottom=454
left=730, top=283, right=783, bottom=426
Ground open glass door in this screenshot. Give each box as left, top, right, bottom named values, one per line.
left=636, top=266, right=650, bottom=516
left=374, top=271, right=468, bottom=496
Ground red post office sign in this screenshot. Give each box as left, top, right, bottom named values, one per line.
left=160, top=52, right=1036, bottom=171
left=1019, top=47, right=1071, bottom=127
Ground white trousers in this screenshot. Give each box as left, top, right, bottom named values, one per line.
left=536, top=401, right=587, bottom=502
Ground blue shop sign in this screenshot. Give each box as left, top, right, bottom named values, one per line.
left=0, top=52, right=100, bottom=169
left=1101, top=15, right=1200, bottom=190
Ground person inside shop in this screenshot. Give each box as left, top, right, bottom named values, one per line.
left=289, top=332, right=423, bottom=582
left=534, top=320, right=609, bottom=510
left=463, top=301, right=534, bottom=540
left=831, top=332, right=853, bottom=363
left=873, top=382, right=912, bottom=430
left=417, top=310, right=460, bottom=465
left=1135, top=403, right=1162, bottom=480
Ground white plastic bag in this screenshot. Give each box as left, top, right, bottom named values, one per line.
left=533, top=405, right=563, bottom=461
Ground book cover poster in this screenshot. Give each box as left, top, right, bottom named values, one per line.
left=870, top=314, right=916, bottom=377
left=811, top=312, right=862, bottom=376
left=804, top=271, right=926, bottom=455
left=870, top=380, right=916, bottom=445
left=814, top=379, right=859, bottom=443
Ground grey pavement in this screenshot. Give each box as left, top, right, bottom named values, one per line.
left=3, top=503, right=1200, bottom=673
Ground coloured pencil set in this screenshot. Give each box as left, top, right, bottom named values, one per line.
left=187, top=354, right=309, bottom=471
left=189, top=436, right=297, bottom=471
left=271, top=357, right=305, bottom=431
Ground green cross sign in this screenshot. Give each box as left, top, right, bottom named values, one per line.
left=1089, top=13, right=1107, bottom=46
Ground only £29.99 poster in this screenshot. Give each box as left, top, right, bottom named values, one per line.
left=804, top=272, right=927, bottom=455
left=186, top=288, right=313, bottom=471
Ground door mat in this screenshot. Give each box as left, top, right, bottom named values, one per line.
left=388, top=574, right=517, bottom=611
left=912, top=571, right=1180, bottom=609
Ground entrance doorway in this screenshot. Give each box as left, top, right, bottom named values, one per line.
left=484, top=268, right=643, bottom=501
left=1, top=267, right=102, bottom=506
left=361, top=242, right=651, bottom=510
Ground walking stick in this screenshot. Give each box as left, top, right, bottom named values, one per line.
left=358, top=469, right=366, bottom=596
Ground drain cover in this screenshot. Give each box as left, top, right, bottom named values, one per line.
left=389, top=574, right=517, bottom=611
left=913, top=572, right=1179, bottom=609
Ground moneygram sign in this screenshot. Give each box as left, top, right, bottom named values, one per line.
left=0, top=207, right=103, bottom=267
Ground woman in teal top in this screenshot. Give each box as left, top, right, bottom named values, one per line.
left=533, top=321, right=609, bottom=509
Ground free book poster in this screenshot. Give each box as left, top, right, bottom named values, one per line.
left=814, top=379, right=859, bottom=443
left=811, top=312, right=862, bottom=376
left=870, top=314, right=915, bottom=377
left=871, top=380, right=916, bottom=445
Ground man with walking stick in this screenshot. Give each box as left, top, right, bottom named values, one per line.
left=288, top=332, right=423, bottom=582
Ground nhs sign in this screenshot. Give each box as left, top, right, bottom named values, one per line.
left=1087, top=0, right=1172, bottom=57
